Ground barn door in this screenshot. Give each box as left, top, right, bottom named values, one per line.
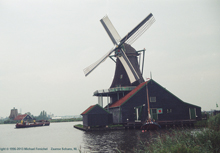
left=135, top=106, right=143, bottom=122
left=150, top=109, right=158, bottom=121
left=189, top=108, right=196, bottom=119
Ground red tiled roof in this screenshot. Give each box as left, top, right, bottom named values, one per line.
left=81, top=105, right=95, bottom=115
left=13, top=114, right=27, bottom=120
left=109, top=81, right=148, bottom=108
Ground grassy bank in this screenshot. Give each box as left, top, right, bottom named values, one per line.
left=132, top=129, right=220, bottom=153
left=1, top=120, right=18, bottom=124
left=129, top=114, right=220, bottom=153
left=74, top=124, right=83, bottom=128
left=50, top=118, right=82, bottom=123
left=194, top=119, right=208, bottom=127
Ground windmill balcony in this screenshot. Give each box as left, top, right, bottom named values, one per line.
left=93, top=86, right=136, bottom=96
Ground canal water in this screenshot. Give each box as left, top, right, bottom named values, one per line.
left=0, top=121, right=164, bottom=152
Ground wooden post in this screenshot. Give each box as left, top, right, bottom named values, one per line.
left=146, top=85, right=151, bottom=122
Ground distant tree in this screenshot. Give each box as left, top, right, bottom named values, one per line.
left=35, top=110, right=49, bottom=121
left=25, top=112, right=31, bottom=115
left=25, top=112, right=34, bottom=118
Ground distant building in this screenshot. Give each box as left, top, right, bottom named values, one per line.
left=81, top=104, right=112, bottom=127
left=213, top=110, right=220, bottom=116
left=47, top=113, right=54, bottom=119
left=52, top=116, right=62, bottom=120
left=14, top=114, right=33, bottom=121
left=9, top=107, right=18, bottom=119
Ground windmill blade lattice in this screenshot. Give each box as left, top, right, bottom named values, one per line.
left=119, top=13, right=155, bottom=45
left=125, top=16, right=155, bottom=45
left=83, top=47, right=115, bottom=76
left=117, top=49, right=139, bottom=83
left=100, top=16, right=121, bottom=45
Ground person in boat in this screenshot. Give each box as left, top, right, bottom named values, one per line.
left=21, top=120, right=25, bottom=125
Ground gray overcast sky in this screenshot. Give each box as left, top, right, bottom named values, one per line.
left=0, top=0, right=220, bottom=117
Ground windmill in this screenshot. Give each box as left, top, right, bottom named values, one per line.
left=83, top=13, right=155, bottom=106
left=84, top=13, right=155, bottom=85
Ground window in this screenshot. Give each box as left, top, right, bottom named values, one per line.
left=120, top=74, right=123, bottom=79
left=167, top=109, right=172, bottom=113
left=150, top=97, right=156, bottom=102
left=152, top=109, right=156, bottom=113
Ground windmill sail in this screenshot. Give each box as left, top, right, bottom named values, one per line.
left=117, top=49, right=139, bottom=83
left=100, top=16, right=121, bottom=45
left=126, top=17, right=155, bottom=45
left=84, top=13, right=155, bottom=84
left=119, top=13, right=155, bottom=45
left=83, top=47, right=115, bottom=76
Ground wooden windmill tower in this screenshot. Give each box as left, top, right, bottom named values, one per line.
left=84, top=13, right=155, bottom=107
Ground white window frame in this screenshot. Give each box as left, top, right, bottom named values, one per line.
left=150, top=97, right=156, bottom=102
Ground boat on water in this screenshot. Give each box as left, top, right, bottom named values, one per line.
left=141, top=84, right=161, bottom=131
left=141, top=121, right=161, bottom=130
left=15, top=120, right=50, bottom=128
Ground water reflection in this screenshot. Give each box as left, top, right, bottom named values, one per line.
left=81, top=129, right=161, bottom=152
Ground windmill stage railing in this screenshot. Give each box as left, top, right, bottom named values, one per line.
left=94, top=86, right=136, bottom=96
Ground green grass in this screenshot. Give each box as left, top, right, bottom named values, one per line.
left=208, top=113, right=220, bottom=131
left=128, top=114, right=220, bottom=153
left=74, top=124, right=83, bottom=128
left=194, top=119, right=208, bottom=127
left=50, top=118, right=82, bottom=123
left=131, top=128, right=220, bottom=153
left=108, top=124, right=123, bottom=128
left=3, top=120, right=17, bottom=124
